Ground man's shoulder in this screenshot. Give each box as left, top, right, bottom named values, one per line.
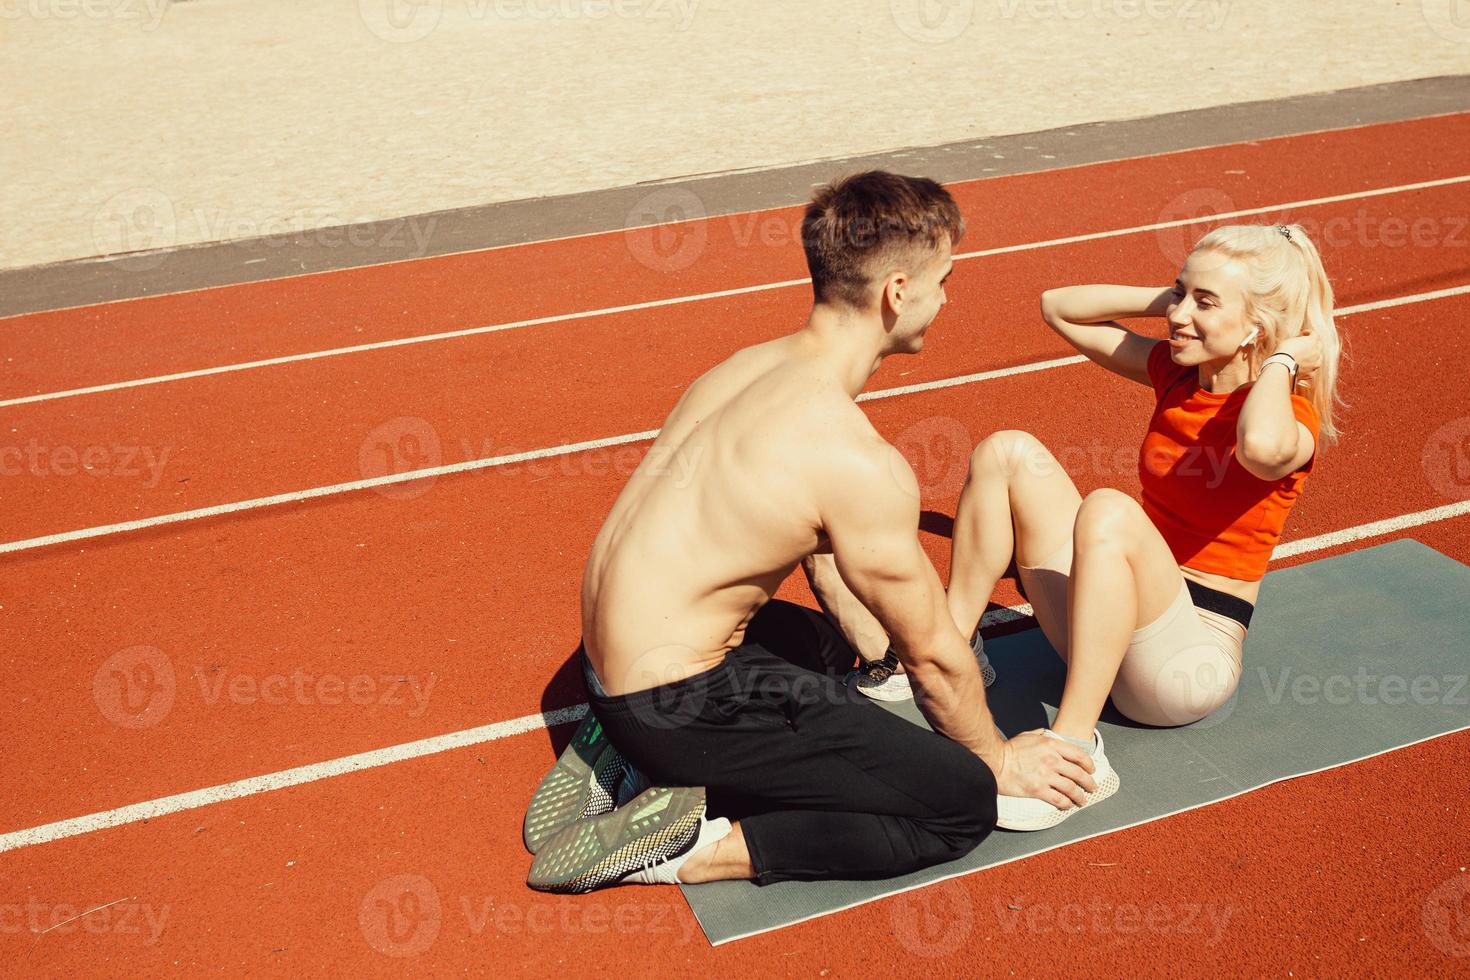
left=787, top=396, right=916, bottom=506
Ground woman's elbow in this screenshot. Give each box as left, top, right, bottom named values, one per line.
left=1236, top=436, right=1296, bottom=479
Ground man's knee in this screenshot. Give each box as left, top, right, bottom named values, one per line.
left=924, top=751, right=998, bottom=856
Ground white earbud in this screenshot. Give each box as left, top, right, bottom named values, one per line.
left=1239, top=327, right=1260, bottom=349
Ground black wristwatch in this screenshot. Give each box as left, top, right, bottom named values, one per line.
left=858, top=649, right=902, bottom=683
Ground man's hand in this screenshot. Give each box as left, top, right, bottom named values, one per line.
left=992, top=730, right=1096, bottom=808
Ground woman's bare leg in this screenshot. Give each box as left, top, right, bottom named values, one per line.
left=948, top=431, right=1083, bottom=645
left=1051, top=489, right=1187, bottom=741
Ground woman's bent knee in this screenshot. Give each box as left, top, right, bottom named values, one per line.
left=1075, top=488, right=1142, bottom=546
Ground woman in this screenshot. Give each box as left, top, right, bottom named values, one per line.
left=947, top=224, right=1341, bottom=830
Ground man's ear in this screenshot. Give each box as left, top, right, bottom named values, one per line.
left=883, top=271, right=908, bottom=314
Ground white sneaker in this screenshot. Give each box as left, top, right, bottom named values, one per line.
left=852, top=630, right=996, bottom=702
left=995, top=729, right=1121, bottom=832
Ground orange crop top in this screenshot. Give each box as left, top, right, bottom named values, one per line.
left=1138, top=342, right=1321, bottom=582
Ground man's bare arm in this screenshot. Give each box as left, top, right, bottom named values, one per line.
left=801, top=553, right=890, bottom=663
left=818, top=438, right=1097, bottom=806
left=819, top=441, right=1005, bottom=767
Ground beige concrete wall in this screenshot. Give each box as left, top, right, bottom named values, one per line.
left=2, top=0, right=1466, bottom=269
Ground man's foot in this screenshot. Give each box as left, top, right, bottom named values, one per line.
left=852, top=630, right=996, bottom=702
left=996, top=729, right=1121, bottom=831
left=527, top=786, right=730, bottom=893
left=523, top=713, right=633, bottom=854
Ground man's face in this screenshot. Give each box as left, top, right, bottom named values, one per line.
left=887, top=237, right=954, bottom=354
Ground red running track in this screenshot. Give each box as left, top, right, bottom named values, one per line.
left=3, top=112, right=1470, bottom=976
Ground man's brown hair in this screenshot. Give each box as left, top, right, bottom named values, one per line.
left=801, top=171, right=965, bottom=309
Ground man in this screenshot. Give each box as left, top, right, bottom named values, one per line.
left=525, top=172, right=1096, bottom=893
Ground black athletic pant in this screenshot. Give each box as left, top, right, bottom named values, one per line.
left=584, top=600, right=997, bottom=885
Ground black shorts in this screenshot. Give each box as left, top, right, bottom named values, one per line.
left=584, top=599, right=997, bottom=884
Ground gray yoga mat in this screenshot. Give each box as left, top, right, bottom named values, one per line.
left=682, top=538, right=1470, bottom=945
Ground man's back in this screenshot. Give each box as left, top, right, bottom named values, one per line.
left=581, top=333, right=873, bottom=694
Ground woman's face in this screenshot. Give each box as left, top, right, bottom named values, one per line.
left=1165, top=249, right=1257, bottom=366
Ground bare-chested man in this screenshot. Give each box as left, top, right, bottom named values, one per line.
left=525, top=172, right=1096, bottom=894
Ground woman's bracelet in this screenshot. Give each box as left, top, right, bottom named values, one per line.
left=1260, top=352, right=1299, bottom=385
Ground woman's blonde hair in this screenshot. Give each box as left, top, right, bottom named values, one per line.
left=1190, top=223, right=1343, bottom=445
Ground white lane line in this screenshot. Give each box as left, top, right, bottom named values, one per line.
left=3, top=502, right=1467, bottom=856
left=951, top=174, right=1470, bottom=260
left=1274, top=500, right=1470, bottom=558
left=3, top=286, right=1467, bottom=556
left=0, top=429, right=661, bottom=556
left=6, top=283, right=1468, bottom=559
left=5, top=174, right=1467, bottom=410
left=0, top=705, right=590, bottom=856
left=858, top=355, right=1088, bottom=403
